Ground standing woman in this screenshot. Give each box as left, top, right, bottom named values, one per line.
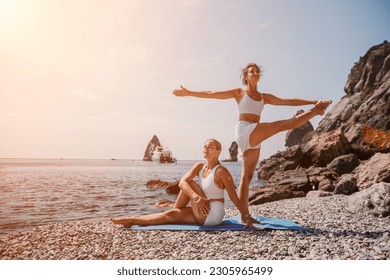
left=173, top=63, right=331, bottom=219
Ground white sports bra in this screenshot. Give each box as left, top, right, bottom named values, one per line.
left=238, top=91, right=264, bottom=116
left=198, top=164, right=224, bottom=199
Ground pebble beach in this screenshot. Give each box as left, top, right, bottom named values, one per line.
left=1, top=195, right=389, bottom=260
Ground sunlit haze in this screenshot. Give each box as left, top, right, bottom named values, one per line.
left=1, top=0, right=389, bottom=160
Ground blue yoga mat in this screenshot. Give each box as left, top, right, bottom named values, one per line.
left=125, top=215, right=308, bottom=231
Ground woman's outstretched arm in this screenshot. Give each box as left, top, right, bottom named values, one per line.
left=216, top=167, right=253, bottom=228
left=263, top=93, right=331, bottom=107
left=173, top=85, right=241, bottom=101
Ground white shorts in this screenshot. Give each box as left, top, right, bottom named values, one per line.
left=235, top=121, right=261, bottom=153
left=203, top=202, right=225, bottom=226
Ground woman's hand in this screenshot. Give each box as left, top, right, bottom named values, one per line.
left=316, top=100, right=332, bottom=109
left=173, top=85, right=190, bottom=97
left=314, top=100, right=332, bottom=115
left=243, top=216, right=254, bottom=229
left=195, top=196, right=210, bottom=216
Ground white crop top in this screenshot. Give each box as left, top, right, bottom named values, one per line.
left=238, top=91, right=264, bottom=116
left=198, top=164, right=224, bottom=199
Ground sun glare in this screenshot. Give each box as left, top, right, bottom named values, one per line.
left=0, top=0, right=23, bottom=18
left=0, top=0, right=32, bottom=40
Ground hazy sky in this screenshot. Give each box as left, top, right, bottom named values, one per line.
left=1, top=0, right=389, bottom=160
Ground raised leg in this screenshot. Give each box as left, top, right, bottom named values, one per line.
left=249, top=104, right=325, bottom=147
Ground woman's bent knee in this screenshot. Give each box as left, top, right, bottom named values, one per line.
left=165, top=209, right=180, bottom=222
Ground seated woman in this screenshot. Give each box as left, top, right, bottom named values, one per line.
left=111, top=139, right=254, bottom=228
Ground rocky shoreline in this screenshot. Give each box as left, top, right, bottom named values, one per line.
left=251, top=41, right=390, bottom=209
left=1, top=195, right=389, bottom=260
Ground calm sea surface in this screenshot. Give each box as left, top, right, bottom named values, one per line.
left=0, top=159, right=264, bottom=234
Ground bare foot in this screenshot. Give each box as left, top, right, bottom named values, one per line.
left=241, top=215, right=262, bottom=224
left=314, top=100, right=332, bottom=115
left=250, top=216, right=262, bottom=224
left=110, top=218, right=134, bottom=228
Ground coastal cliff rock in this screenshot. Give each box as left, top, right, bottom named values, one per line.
left=252, top=42, right=390, bottom=209
left=143, top=135, right=161, bottom=161
left=318, top=42, right=390, bottom=133
left=344, top=124, right=390, bottom=159
left=285, top=110, right=314, bottom=147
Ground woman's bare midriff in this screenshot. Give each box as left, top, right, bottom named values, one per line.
left=208, top=198, right=224, bottom=203
left=239, top=113, right=260, bottom=123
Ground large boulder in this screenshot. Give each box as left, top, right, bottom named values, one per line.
left=346, top=182, right=390, bottom=217
left=326, top=154, right=360, bottom=175
left=257, top=145, right=303, bottom=180
left=344, top=124, right=390, bottom=159
left=257, top=151, right=286, bottom=180
left=249, top=188, right=307, bottom=205
left=334, top=174, right=359, bottom=195
left=305, top=166, right=338, bottom=190
left=299, top=128, right=351, bottom=167
left=143, top=135, right=161, bottom=161
left=250, top=169, right=311, bottom=205
left=264, top=169, right=311, bottom=191
left=354, top=153, right=390, bottom=190
left=318, top=178, right=335, bottom=192
left=285, top=110, right=314, bottom=147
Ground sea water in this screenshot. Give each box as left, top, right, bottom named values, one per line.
left=0, top=158, right=264, bottom=234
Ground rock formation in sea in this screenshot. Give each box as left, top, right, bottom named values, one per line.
left=229, top=141, right=239, bottom=161
left=222, top=141, right=239, bottom=162
left=143, top=135, right=161, bottom=161
left=251, top=41, right=390, bottom=216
